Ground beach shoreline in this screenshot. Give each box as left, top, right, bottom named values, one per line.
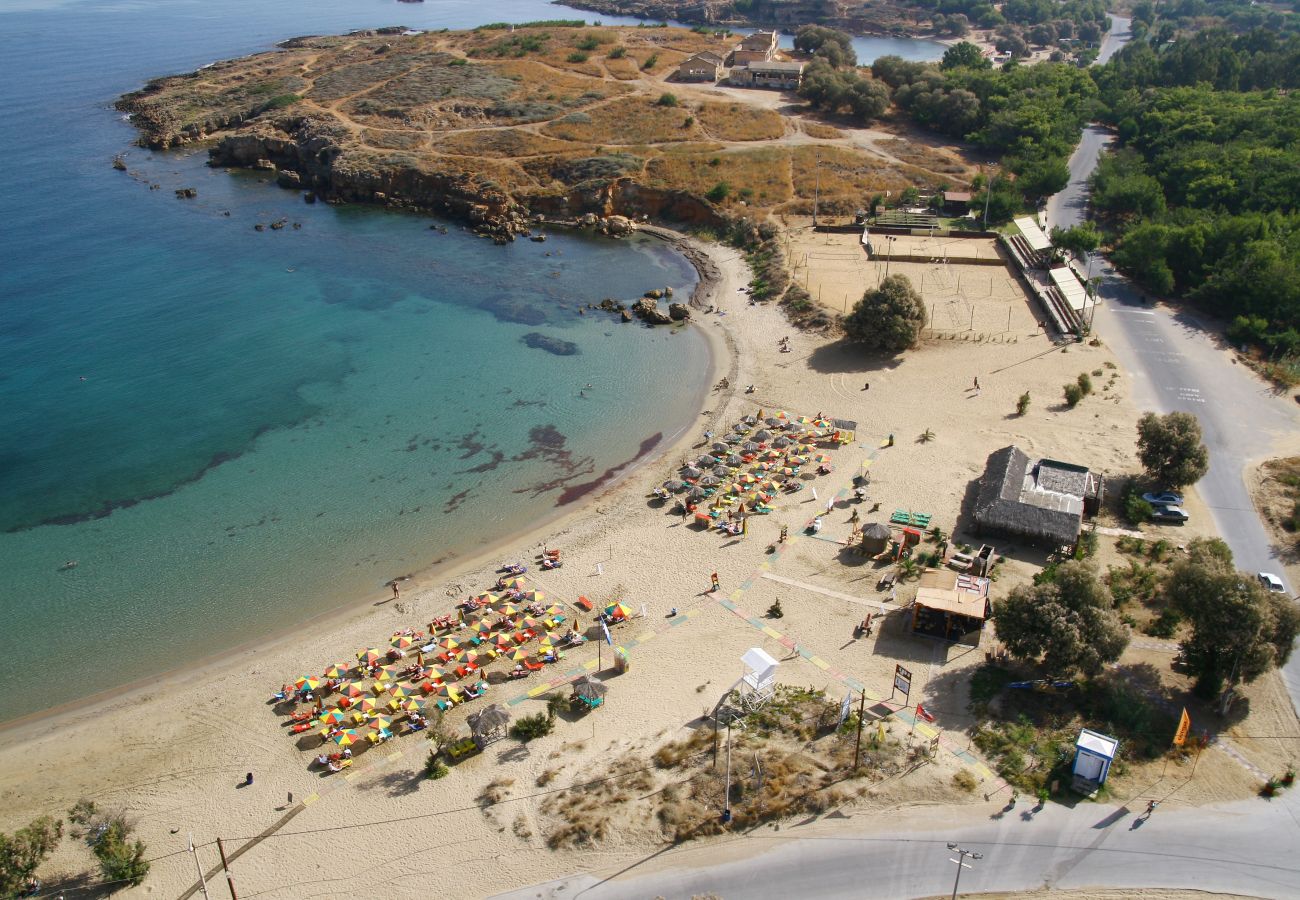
left=0, top=225, right=736, bottom=743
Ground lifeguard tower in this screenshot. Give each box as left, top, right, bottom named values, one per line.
left=739, top=647, right=778, bottom=710
left=1071, top=728, right=1118, bottom=797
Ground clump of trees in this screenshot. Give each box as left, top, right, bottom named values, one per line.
left=1163, top=538, right=1300, bottom=706
left=843, top=274, right=927, bottom=353
left=793, top=25, right=857, bottom=68
left=794, top=27, right=889, bottom=123
left=1091, top=30, right=1300, bottom=352
left=875, top=54, right=1096, bottom=210
left=994, top=560, right=1129, bottom=676
left=0, top=816, right=62, bottom=897
left=1136, top=411, right=1209, bottom=489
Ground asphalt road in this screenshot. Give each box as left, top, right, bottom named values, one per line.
left=1045, top=15, right=1300, bottom=711
left=496, top=17, right=1300, bottom=899
left=495, top=791, right=1300, bottom=899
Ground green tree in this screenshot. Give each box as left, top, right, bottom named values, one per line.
left=1136, top=411, right=1209, bottom=489
left=1164, top=538, right=1300, bottom=703
left=0, top=817, right=62, bottom=898
left=92, top=818, right=148, bottom=887
left=994, top=560, right=1129, bottom=676
left=844, top=274, right=928, bottom=353
left=1050, top=222, right=1101, bottom=257
left=793, top=25, right=857, bottom=68
left=941, top=41, right=990, bottom=70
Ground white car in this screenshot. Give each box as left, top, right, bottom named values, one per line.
left=1258, top=572, right=1286, bottom=593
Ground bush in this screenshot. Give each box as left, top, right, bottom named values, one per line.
left=1124, top=493, right=1153, bottom=525
left=1063, top=382, right=1083, bottom=408
left=510, top=712, right=555, bottom=742
left=766, top=599, right=784, bottom=618
left=844, top=274, right=928, bottom=354
left=1016, top=391, right=1030, bottom=415
left=567, top=51, right=590, bottom=63
left=608, top=46, right=626, bottom=59
left=953, top=769, right=979, bottom=792
left=642, top=53, right=658, bottom=70
left=92, top=819, right=148, bottom=887
left=1144, top=608, right=1181, bottom=638
left=705, top=181, right=730, bottom=203
left=657, top=92, right=678, bottom=107
left=0, top=816, right=63, bottom=897
left=1077, top=372, right=1093, bottom=395
left=424, top=751, right=449, bottom=779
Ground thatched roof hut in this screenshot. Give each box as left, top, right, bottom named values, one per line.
left=859, top=522, right=892, bottom=555
left=971, top=446, right=1099, bottom=548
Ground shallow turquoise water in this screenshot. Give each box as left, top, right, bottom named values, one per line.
left=0, top=0, right=939, bottom=721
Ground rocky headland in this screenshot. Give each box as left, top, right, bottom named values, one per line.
left=117, top=24, right=959, bottom=242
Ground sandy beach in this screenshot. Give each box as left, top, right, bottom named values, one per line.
left=2, top=226, right=1292, bottom=899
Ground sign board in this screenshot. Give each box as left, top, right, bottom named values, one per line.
left=894, top=664, right=912, bottom=700
left=839, top=691, right=852, bottom=726
left=1173, top=708, right=1191, bottom=747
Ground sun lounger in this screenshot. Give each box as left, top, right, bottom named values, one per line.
left=889, top=510, right=932, bottom=527
left=446, top=738, right=479, bottom=760
left=524, top=659, right=544, bottom=672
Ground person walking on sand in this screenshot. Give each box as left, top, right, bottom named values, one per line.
left=973, top=376, right=980, bottom=390
left=779, top=524, right=788, bottom=543
left=710, top=572, right=720, bottom=592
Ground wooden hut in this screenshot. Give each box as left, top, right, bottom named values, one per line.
left=859, top=522, right=891, bottom=556
left=970, top=446, right=1102, bottom=550
left=911, top=568, right=990, bottom=645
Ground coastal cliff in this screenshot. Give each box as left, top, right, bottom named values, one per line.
left=117, top=24, right=953, bottom=237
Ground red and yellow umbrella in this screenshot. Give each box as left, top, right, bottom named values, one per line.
left=390, top=634, right=415, bottom=650
left=317, top=708, right=347, bottom=726
left=605, top=602, right=634, bottom=621
left=499, top=576, right=527, bottom=590
left=323, top=663, right=350, bottom=680
left=294, top=676, right=321, bottom=692
left=357, top=648, right=384, bottom=667
left=332, top=730, right=359, bottom=746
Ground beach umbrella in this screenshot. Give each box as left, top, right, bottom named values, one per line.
left=697, top=455, right=719, bottom=468
left=332, top=730, right=359, bottom=747
left=773, top=436, right=792, bottom=448
left=499, top=575, right=527, bottom=590
left=323, top=663, right=351, bottom=680
left=725, top=432, right=742, bottom=444
left=523, top=590, right=546, bottom=603
left=743, top=414, right=758, bottom=425
left=467, top=704, right=511, bottom=737
left=357, top=648, right=384, bottom=666
left=711, top=442, right=729, bottom=453
left=571, top=675, right=608, bottom=701
left=681, top=465, right=702, bottom=479
left=663, top=479, right=686, bottom=492
left=367, top=715, right=392, bottom=731
left=436, top=636, right=460, bottom=651
left=342, top=683, right=365, bottom=699
left=317, top=708, right=347, bottom=726
left=710, top=465, right=729, bottom=477
left=390, top=635, right=414, bottom=650
left=785, top=421, right=805, bottom=433
left=295, top=676, right=321, bottom=692
left=508, top=647, right=531, bottom=662
left=755, top=429, right=773, bottom=440
left=387, top=684, right=410, bottom=699
left=604, top=602, right=633, bottom=620
left=699, top=474, right=720, bottom=486
left=687, top=487, right=707, bottom=501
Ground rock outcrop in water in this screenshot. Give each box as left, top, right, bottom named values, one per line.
left=521, top=332, right=579, bottom=356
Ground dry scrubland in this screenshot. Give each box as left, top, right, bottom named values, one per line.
left=122, top=24, right=970, bottom=216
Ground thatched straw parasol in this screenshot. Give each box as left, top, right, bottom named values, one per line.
left=467, top=704, right=511, bottom=736
left=571, top=676, right=607, bottom=700
left=699, top=474, right=721, bottom=486
left=663, top=479, right=686, bottom=492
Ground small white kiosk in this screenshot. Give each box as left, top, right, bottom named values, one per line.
left=1071, top=728, right=1118, bottom=796
left=739, top=647, right=779, bottom=710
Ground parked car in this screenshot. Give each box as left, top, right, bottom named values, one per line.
left=1142, top=491, right=1184, bottom=506
left=1149, top=504, right=1189, bottom=524
left=1258, top=572, right=1286, bottom=593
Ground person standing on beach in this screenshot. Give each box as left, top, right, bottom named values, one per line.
left=710, top=572, right=720, bottom=592
left=391, top=581, right=400, bottom=600
left=973, top=376, right=980, bottom=390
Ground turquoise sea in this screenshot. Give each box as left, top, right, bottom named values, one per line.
left=0, top=0, right=940, bottom=722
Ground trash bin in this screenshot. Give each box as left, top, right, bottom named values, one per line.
left=613, top=648, right=630, bottom=674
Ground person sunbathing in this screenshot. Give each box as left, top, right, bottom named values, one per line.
left=327, top=760, right=342, bottom=773
left=542, top=557, right=563, bottom=570
left=316, top=754, right=329, bottom=767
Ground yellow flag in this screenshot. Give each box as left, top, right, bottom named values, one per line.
left=1173, top=708, right=1191, bottom=747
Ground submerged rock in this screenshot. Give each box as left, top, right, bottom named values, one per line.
left=521, top=332, right=578, bottom=356
left=668, top=303, right=690, bottom=321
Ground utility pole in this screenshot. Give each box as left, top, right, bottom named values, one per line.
left=947, top=842, right=983, bottom=900
left=812, top=150, right=821, bottom=228
left=189, top=834, right=211, bottom=900
left=722, top=719, right=733, bottom=824
left=981, top=164, right=997, bottom=231
left=216, top=838, right=238, bottom=899
left=852, top=690, right=867, bottom=769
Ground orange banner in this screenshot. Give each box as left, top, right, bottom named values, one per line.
left=1174, top=708, right=1191, bottom=746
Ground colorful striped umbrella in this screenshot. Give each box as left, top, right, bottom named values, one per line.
left=437, top=637, right=460, bottom=651
left=387, top=684, right=410, bottom=700
left=605, top=602, right=634, bottom=620
left=522, top=590, right=546, bottom=604
left=294, top=676, right=321, bottom=692
left=390, top=634, right=415, bottom=650
left=499, top=576, right=526, bottom=590
left=323, top=663, right=350, bottom=680
left=509, top=648, right=530, bottom=662
left=332, top=730, right=359, bottom=746
left=317, top=708, right=347, bottom=726
left=357, top=648, right=384, bottom=666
